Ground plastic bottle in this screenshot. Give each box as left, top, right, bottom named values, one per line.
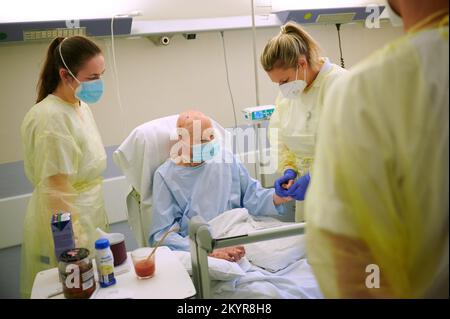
left=95, top=238, right=116, bottom=288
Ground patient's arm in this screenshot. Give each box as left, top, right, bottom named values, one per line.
left=237, top=161, right=285, bottom=216
left=209, top=246, right=246, bottom=262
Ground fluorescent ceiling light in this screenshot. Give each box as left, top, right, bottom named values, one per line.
left=272, top=0, right=386, bottom=12
left=0, top=0, right=140, bottom=23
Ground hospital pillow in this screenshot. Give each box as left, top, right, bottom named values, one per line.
left=172, top=250, right=247, bottom=281
left=113, top=115, right=179, bottom=201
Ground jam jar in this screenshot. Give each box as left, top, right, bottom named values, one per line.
left=58, top=248, right=96, bottom=299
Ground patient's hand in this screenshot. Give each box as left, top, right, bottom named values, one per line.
left=273, top=193, right=293, bottom=205
left=273, top=179, right=294, bottom=205
left=208, top=246, right=245, bottom=262
left=282, top=179, right=295, bottom=190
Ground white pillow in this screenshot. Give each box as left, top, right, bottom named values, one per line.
left=113, top=115, right=179, bottom=199
left=172, top=250, right=246, bottom=281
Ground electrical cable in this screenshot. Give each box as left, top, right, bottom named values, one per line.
left=220, top=30, right=238, bottom=129
left=220, top=30, right=241, bottom=156
left=251, top=0, right=261, bottom=106
left=111, top=14, right=128, bottom=139
left=251, top=0, right=264, bottom=185
left=335, top=23, right=345, bottom=69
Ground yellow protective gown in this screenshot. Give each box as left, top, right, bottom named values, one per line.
left=306, top=18, right=449, bottom=298
left=20, top=94, right=109, bottom=298
left=269, top=57, right=347, bottom=222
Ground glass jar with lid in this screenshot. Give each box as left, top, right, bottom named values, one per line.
left=58, top=248, right=96, bottom=299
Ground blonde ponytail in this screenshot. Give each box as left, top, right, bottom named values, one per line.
left=260, top=21, right=321, bottom=71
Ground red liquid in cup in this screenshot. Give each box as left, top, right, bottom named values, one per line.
left=134, top=259, right=155, bottom=278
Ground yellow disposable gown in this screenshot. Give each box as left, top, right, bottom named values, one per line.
left=269, top=57, right=347, bottom=222
left=306, top=19, right=449, bottom=298
left=20, top=94, right=109, bottom=298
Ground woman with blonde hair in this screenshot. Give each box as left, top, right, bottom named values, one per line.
left=261, top=21, right=347, bottom=222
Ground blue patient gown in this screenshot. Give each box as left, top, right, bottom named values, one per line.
left=149, top=151, right=284, bottom=251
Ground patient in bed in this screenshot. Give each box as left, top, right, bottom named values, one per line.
left=149, top=110, right=293, bottom=262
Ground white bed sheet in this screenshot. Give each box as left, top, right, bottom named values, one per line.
left=193, top=208, right=323, bottom=299
left=210, top=258, right=323, bottom=299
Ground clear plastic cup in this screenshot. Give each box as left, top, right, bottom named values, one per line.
left=131, top=248, right=156, bottom=279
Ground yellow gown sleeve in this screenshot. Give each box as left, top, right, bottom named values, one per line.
left=268, top=102, right=298, bottom=174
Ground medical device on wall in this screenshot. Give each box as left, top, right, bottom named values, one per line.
left=0, top=17, right=132, bottom=43
left=274, top=6, right=385, bottom=25
left=243, top=105, right=275, bottom=122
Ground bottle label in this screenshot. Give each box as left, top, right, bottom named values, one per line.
left=98, top=264, right=114, bottom=276
left=82, top=278, right=94, bottom=290
left=96, top=249, right=116, bottom=287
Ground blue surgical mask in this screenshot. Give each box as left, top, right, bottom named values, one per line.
left=58, top=38, right=104, bottom=104
left=192, top=140, right=220, bottom=163
left=74, top=79, right=104, bottom=104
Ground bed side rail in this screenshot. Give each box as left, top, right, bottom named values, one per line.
left=188, top=216, right=306, bottom=299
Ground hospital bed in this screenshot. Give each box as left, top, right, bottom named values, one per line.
left=113, top=115, right=322, bottom=299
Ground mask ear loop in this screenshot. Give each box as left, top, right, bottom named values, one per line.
left=58, top=38, right=80, bottom=84
left=296, top=60, right=307, bottom=83
left=304, top=65, right=307, bottom=84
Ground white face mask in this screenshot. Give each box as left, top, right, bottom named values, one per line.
left=385, top=0, right=403, bottom=27
left=279, top=66, right=307, bottom=99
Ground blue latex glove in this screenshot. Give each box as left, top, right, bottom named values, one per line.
left=274, top=169, right=297, bottom=197
left=287, top=173, right=311, bottom=201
